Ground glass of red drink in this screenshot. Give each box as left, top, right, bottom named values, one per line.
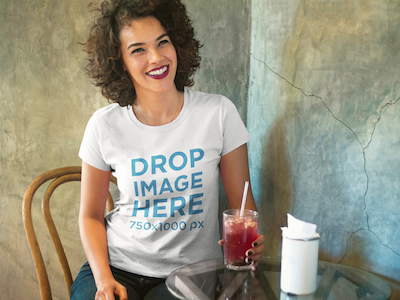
left=223, top=209, right=259, bottom=270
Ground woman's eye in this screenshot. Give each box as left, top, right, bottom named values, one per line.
left=159, top=39, right=169, bottom=46
left=132, top=48, right=144, bottom=54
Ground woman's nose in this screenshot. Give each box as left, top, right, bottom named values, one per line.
left=148, top=48, right=162, bottom=63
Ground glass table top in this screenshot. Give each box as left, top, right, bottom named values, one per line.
left=166, top=257, right=391, bottom=300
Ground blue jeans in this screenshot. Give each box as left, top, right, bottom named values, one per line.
left=70, top=262, right=178, bottom=300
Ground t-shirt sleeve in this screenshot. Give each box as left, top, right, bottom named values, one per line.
left=221, top=98, right=251, bottom=156
left=78, top=114, right=112, bottom=171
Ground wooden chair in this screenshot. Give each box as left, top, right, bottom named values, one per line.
left=22, top=166, right=117, bottom=300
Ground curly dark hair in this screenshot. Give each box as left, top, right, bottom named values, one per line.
left=82, top=0, right=202, bottom=107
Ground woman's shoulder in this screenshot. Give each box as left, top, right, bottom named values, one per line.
left=185, top=89, right=233, bottom=108
left=89, top=103, right=126, bottom=122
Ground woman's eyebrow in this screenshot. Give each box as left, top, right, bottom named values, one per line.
left=127, top=42, right=144, bottom=50
left=127, top=33, right=169, bottom=50
left=156, top=33, right=168, bottom=41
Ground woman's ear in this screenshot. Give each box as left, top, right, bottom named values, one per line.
left=123, top=64, right=127, bottom=71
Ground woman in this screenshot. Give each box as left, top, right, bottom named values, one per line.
left=71, top=0, right=265, bottom=299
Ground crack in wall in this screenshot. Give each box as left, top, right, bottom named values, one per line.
left=362, top=97, right=400, bottom=229
left=250, top=54, right=400, bottom=261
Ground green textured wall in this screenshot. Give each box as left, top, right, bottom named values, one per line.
left=248, top=0, right=400, bottom=296
left=0, top=0, right=250, bottom=298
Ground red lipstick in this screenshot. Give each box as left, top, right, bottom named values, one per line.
left=146, top=65, right=169, bottom=79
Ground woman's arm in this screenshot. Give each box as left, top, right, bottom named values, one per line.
left=219, top=144, right=256, bottom=210
left=219, top=144, right=265, bottom=266
left=79, top=161, right=127, bottom=300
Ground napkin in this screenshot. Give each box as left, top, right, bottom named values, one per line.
left=281, top=214, right=319, bottom=239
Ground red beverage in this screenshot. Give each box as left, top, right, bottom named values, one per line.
left=223, top=209, right=259, bottom=270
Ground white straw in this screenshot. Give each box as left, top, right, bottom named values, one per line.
left=239, top=181, right=249, bottom=217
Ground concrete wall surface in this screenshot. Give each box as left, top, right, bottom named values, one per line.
left=248, top=0, right=400, bottom=297
left=0, top=1, right=106, bottom=299
left=0, top=0, right=250, bottom=299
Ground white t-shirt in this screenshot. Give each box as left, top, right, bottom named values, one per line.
left=79, top=88, right=250, bottom=277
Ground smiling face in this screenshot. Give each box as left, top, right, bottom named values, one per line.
left=119, top=16, right=178, bottom=99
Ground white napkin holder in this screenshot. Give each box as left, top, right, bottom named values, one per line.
left=280, top=214, right=320, bottom=295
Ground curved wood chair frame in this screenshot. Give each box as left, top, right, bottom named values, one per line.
left=22, top=166, right=117, bottom=300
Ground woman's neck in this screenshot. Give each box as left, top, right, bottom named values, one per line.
left=133, top=88, right=184, bottom=126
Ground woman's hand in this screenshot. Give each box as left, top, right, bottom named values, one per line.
left=245, top=234, right=265, bottom=269
left=95, top=278, right=128, bottom=300
left=219, top=234, right=265, bottom=270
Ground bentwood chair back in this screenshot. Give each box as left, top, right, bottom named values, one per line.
left=22, top=166, right=117, bottom=300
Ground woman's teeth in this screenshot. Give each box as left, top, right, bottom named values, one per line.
left=147, top=66, right=167, bottom=76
